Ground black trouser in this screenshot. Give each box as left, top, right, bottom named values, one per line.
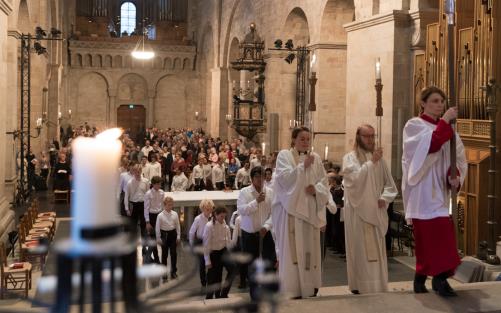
left=160, top=229, right=178, bottom=275
left=241, top=230, right=277, bottom=300
left=232, top=237, right=247, bottom=286
left=120, top=192, right=126, bottom=216
left=194, top=178, right=205, bottom=191
left=326, top=210, right=335, bottom=247
left=238, top=183, right=250, bottom=190
left=146, top=213, right=160, bottom=264
left=129, top=201, right=146, bottom=242
left=206, top=248, right=235, bottom=299
left=215, top=181, right=225, bottom=190
left=228, top=175, right=236, bottom=189
left=195, top=238, right=206, bottom=286
left=332, top=210, right=345, bottom=254
left=40, top=168, right=49, bottom=181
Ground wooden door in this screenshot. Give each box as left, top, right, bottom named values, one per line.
left=117, top=105, right=146, bottom=142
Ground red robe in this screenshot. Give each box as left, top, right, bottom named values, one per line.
left=412, top=114, right=461, bottom=277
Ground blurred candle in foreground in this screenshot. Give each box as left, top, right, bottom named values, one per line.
left=261, top=142, right=266, bottom=156
left=324, top=144, right=329, bottom=161
left=71, top=128, right=122, bottom=245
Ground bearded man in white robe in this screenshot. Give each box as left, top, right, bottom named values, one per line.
left=272, top=127, right=336, bottom=299
left=342, top=124, right=398, bottom=294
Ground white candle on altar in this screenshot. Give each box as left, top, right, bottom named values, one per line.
left=261, top=142, right=266, bottom=156
left=36, top=118, right=42, bottom=127
left=71, top=128, right=122, bottom=245
left=324, top=144, right=329, bottom=161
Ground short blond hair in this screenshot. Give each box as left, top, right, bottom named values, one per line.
left=199, top=199, right=214, bottom=211
left=163, top=196, right=174, bottom=204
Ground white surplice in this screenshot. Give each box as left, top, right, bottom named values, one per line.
left=402, top=117, right=467, bottom=220
left=342, top=150, right=398, bottom=294
left=272, top=149, right=336, bottom=298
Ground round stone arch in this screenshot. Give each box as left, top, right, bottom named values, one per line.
left=282, top=7, right=310, bottom=46
left=154, top=74, right=189, bottom=129
left=75, top=72, right=110, bottom=128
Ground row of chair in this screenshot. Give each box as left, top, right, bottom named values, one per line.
left=0, top=200, right=56, bottom=299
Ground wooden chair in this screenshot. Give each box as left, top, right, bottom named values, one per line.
left=0, top=242, right=32, bottom=299
left=24, top=210, right=54, bottom=240
left=54, top=189, right=69, bottom=203
left=388, top=210, right=414, bottom=256
left=18, top=222, right=47, bottom=268
left=31, top=199, right=56, bottom=219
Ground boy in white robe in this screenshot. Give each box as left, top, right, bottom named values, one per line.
left=342, top=124, right=398, bottom=294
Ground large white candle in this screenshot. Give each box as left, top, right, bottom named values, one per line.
left=324, top=144, right=329, bottom=161
left=261, top=142, right=266, bottom=156
left=71, top=128, right=122, bottom=245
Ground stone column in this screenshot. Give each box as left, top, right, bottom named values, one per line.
left=310, top=43, right=348, bottom=163
left=108, top=89, right=117, bottom=127
left=207, top=68, right=226, bottom=137
left=47, top=64, right=61, bottom=145
left=264, top=51, right=296, bottom=149
left=5, top=30, right=20, bottom=200
left=147, top=89, right=156, bottom=127
left=345, top=10, right=411, bottom=174
left=0, top=1, right=16, bottom=243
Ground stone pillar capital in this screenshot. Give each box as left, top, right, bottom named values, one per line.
left=148, top=89, right=156, bottom=98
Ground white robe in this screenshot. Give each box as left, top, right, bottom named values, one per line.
left=402, top=117, right=467, bottom=220
left=272, top=149, right=336, bottom=298
left=342, top=150, right=398, bottom=294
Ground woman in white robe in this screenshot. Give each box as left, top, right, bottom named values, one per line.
left=272, top=127, right=336, bottom=299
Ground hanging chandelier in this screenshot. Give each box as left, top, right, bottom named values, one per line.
left=131, top=28, right=155, bottom=60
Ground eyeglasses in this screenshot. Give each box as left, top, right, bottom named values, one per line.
left=360, top=134, right=376, bottom=139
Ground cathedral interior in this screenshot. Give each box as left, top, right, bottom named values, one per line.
left=0, top=0, right=500, bottom=312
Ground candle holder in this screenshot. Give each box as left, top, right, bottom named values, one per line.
left=52, top=223, right=139, bottom=313
left=194, top=111, right=207, bottom=122
left=481, top=78, right=500, bottom=265
left=375, top=59, right=383, bottom=148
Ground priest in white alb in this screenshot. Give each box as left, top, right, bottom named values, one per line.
left=342, top=124, right=398, bottom=294
left=272, top=126, right=336, bottom=299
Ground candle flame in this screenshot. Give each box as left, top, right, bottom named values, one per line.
left=96, top=128, right=122, bottom=141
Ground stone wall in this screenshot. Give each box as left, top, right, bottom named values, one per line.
left=66, top=39, right=201, bottom=131
left=0, top=0, right=15, bottom=245
left=193, top=0, right=436, bottom=170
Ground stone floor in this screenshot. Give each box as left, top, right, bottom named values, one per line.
left=2, top=190, right=501, bottom=312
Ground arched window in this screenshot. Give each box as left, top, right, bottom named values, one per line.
left=120, top=2, right=136, bottom=36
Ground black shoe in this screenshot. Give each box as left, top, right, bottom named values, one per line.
left=414, top=274, right=428, bottom=294
left=162, top=275, right=168, bottom=283
left=432, top=277, right=457, bottom=297
left=351, top=290, right=360, bottom=295
left=312, top=288, right=319, bottom=297
left=171, top=273, right=178, bottom=279
left=414, top=281, right=428, bottom=293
